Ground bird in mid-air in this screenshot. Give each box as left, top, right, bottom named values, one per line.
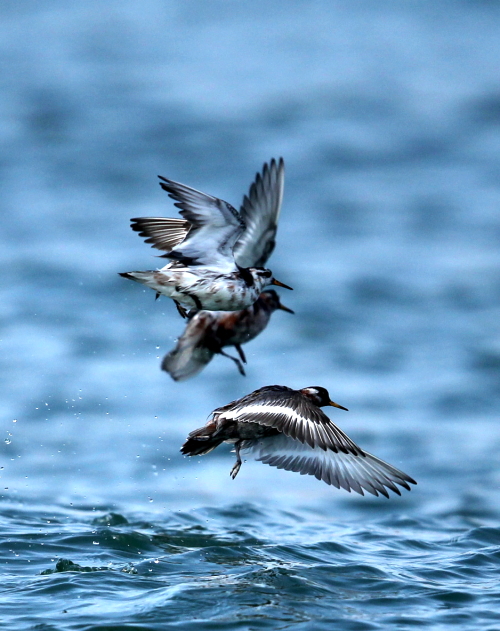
left=163, top=290, right=294, bottom=380
left=181, top=385, right=416, bottom=498
left=162, top=159, right=294, bottom=380
left=119, top=158, right=292, bottom=314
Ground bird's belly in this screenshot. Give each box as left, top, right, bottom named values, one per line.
left=149, top=270, right=261, bottom=311
left=223, top=312, right=270, bottom=345
left=233, top=422, right=277, bottom=440
left=194, top=282, right=260, bottom=311
left=149, top=272, right=199, bottom=304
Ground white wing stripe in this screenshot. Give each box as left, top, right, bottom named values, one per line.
left=221, top=401, right=361, bottom=455
left=223, top=403, right=306, bottom=425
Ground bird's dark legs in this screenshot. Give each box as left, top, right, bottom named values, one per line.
left=190, top=294, right=203, bottom=310
left=174, top=286, right=203, bottom=313
left=155, top=292, right=161, bottom=301
left=174, top=300, right=189, bottom=319
left=234, top=343, right=247, bottom=364
left=230, top=441, right=243, bottom=479
left=179, top=291, right=202, bottom=310
left=219, top=349, right=246, bottom=376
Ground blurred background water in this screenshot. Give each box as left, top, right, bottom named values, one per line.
left=1, top=1, right=500, bottom=629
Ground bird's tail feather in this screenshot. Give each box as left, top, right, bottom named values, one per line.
left=181, top=425, right=222, bottom=456
left=118, top=271, right=153, bottom=284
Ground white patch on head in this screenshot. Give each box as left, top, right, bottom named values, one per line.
left=302, top=388, right=319, bottom=397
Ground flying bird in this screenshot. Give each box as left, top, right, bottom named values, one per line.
left=162, top=159, right=293, bottom=380
left=181, top=385, right=416, bottom=498
left=119, top=158, right=291, bottom=313
left=163, top=290, right=293, bottom=380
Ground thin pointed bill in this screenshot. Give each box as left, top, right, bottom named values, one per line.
left=271, top=278, right=293, bottom=290
left=278, top=302, right=294, bottom=314
left=329, top=400, right=349, bottom=411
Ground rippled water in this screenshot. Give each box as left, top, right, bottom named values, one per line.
left=4, top=503, right=500, bottom=629
left=2, top=1, right=500, bottom=629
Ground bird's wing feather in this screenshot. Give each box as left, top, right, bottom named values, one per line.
left=242, top=433, right=416, bottom=497
left=130, top=217, right=191, bottom=252
left=219, top=387, right=360, bottom=454
left=157, top=177, right=245, bottom=271
left=161, top=311, right=218, bottom=381
left=233, top=158, right=285, bottom=268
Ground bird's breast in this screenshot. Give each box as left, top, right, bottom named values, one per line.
left=193, top=277, right=260, bottom=311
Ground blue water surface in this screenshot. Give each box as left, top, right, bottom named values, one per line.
left=1, top=1, right=500, bottom=629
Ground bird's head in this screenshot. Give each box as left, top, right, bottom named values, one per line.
left=250, top=267, right=293, bottom=291
left=299, top=386, right=348, bottom=411
left=259, top=290, right=294, bottom=314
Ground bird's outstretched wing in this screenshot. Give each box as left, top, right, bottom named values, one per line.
left=132, top=177, right=245, bottom=272
left=161, top=311, right=218, bottom=381
left=218, top=386, right=360, bottom=454
left=233, top=158, right=284, bottom=268
left=130, top=217, right=191, bottom=253
left=158, top=177, right=244, bottom=271
left=242, top=433, right=416, bottom=497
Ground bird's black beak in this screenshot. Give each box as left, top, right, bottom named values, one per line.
left=272, top=278, right=293, bottom=290
left=278, top=302, right=294, bottom=314
left=329, top=400, right=349, bottom=411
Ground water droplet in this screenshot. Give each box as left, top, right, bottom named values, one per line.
left=4, top=439, right=11, bottom=445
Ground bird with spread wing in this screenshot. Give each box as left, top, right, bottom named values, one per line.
left=181, top=385, right=416, bottom=498
left=119, top=158, right=292, bottom=314
left=161, top=159, right=295, bottom=380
